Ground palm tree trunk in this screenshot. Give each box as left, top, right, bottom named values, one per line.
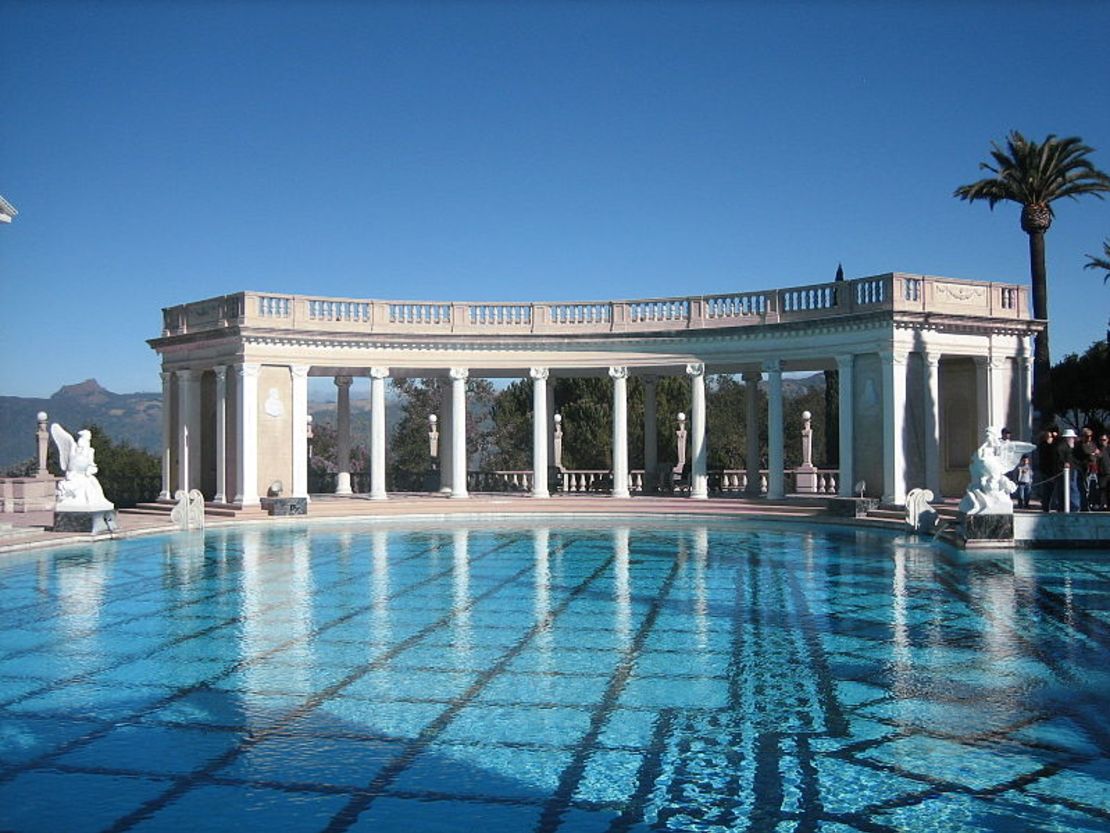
left=1028, top=230, right=1053, bottom=420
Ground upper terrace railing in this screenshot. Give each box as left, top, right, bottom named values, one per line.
left=160, top=273, right=1030, bottom=338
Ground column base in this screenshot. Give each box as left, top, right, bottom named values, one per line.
left=450, top=491, right=469, bottom=500
left=335, top=472, right=352, bottom=495
left=532, top=490, right=550, bottom=499
left=369, top=493, right=388, bottom=502
left=689, top=492, right=709, bottom=500
left=611, top=490, right=630, bottom=499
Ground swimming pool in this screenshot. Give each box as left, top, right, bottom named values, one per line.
left=0, top=518, right=1106, bottom=832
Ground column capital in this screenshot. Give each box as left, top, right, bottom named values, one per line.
left=971, top=354, right=989, bottom=368
left=762, top=359, right=783, bottom=374
left=291, top=364, right=311, bottom=379
left=449, top=367, right=469, bottom=382
left=641, top=374, right=658, bottom=386
left=160, top=370, right=174, bottom=384
left=880, top=350, right=909, bottom=367
left=213, top=365, right=228, bottom=380
left=608, top=366, right=629, bottom=380
left=742, top=370, right=763, bottom=383
left=177, top=368, right=200, bottom=381
left=369, top=366, right=390, bottom=380
left=923, top=351, right=941, bottom=368
left=529, top=367, right=550, bottom=381
left=834, top=353, right=854, bottom=371
left=238, top=362, right=262, bottom=378
left=988, top=355, right=1006, bottom=370
left=334, top=374, right=353, bottom=388
left=685, top=363, right=705, bottom=378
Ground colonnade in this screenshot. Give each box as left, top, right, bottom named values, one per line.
left=159, top=347, right=1032, bottom=508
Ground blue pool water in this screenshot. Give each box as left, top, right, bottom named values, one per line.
left=0, top=518, right=1107, bottom=832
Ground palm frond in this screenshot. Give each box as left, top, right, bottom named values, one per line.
left=1084, top=239, right=1110, bottom=284
left=954, top=131, right=1110, bottom=211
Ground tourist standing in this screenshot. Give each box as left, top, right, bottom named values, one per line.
left=1096, top=432, right=1110, bottom=511
left=1078, top=427, right=1100, bottom=511
left=1036, top=428, right=1057, bottom=512
left=1014, top=455, right=1033, bottom=509
left=1053, top=429, right=1082, bottom=512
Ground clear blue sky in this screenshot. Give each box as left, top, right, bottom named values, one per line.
left=2, top=1, right=1108, bottom=397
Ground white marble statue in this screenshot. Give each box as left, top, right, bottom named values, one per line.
left=958, top=426, right=1035, bottom=516
left=50, top=424, right=114, bottom=511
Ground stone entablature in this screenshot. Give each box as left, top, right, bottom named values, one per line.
left=159, top=273, right=1030, bottom=340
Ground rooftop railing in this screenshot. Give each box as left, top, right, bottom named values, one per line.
left=160, top=273, right=1029, bottom=338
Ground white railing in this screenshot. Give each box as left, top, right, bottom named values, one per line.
left=160, top=273, right=1027, bottom=338
left=462, top=467, right=837, bottom=496
left=307, top=299, right=372, bottom=322
left=550, top=303, right=611, bottom=325
left=389, top=303, right=452, bottom=326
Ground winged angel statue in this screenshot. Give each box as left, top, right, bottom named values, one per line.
left=51, top=424, right=114, bottom=511
left=958, top=426, right=1036, bottom=516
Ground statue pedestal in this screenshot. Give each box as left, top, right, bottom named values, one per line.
left=794, top=465, right=818, bottom=494
left=0, top=476, right=58, bottom=513
left=53, top=509, right=117, bottom=534
left=959, top=513, right=1013, bottom=541
left=828, top=497, right=878, bottom=518
left=260, top=497, right=308, bottom=516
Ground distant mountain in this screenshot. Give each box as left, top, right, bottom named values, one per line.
left=0, top=379, right=163, bottom=470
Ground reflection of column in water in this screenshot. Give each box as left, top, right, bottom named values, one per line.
left=371, top=529, right=391, bottom=644
left=57, top=551, right=108, bottom=644
left=286, top=534, right=315, bottom=692
left=613, top=527, right=631, bottom=649
left=692, top=526, right=709, bottom=651
left=453, top=528, right=471, bottom=655
left=338, top=530, right=352, bottom=570
left=533, top=527, right=553, bottom=667
left=977, top=564, right=1018, bottom=664
left=239, top=528, right=267, bottom=712
left=890, top=546, right=912, bottom=695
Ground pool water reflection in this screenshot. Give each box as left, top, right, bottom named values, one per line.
left=0, top=519, right=1107, bottom=832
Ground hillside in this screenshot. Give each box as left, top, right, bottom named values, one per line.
left=0, top=380, right=163, bottom=470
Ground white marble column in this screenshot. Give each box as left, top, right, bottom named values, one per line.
left=440, top=380, right=454, bottom=493
left=1018, top=350, right=1032, bottom=439
left=642, top=375, right=658, bottom=486
left=744, top=371, right=762, bottom=496
left=881, top=350, right=908, bottom=505
left=235, top=363, right=261, bottom=507
left=334, top=375, right=353, bottom=495
left=159, top=370, right=173, bottom=499
left=178, top=369, right=202, bottom=493
left=546, top=380, right=556, bottom=472
left=836, top=355, right=854, bottom=497
left=530, top=368, right=550, bottom=498
left=987, top=355, right=1005, bottom=430
left=765, top=360, right=784, bottom=499
left=610, top=366, right=629, bottom=498
left=450, top=368, right=469, bottom=499
left=369, top=367, right=389, bottom=500
left=922, top=352, right=941, bottom=496
left=974, top=355, right=989, bottom=442
left=214, top=366, right=228, bottom=503
left=687, top=364, right=708, bottom=499
left=291, top=364, right=310, bottom=499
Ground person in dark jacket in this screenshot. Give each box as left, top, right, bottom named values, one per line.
left=1036, top=429, right=1058, bottom=512
left=1096, top=432, right=1110, bottom=511
left=1053, top=429, right=1082, bottom=512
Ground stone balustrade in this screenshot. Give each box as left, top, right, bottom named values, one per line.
left=160, top=273, right=1030, bottom=338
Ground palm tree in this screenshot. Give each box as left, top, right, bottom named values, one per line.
left=955, top=131, right=1110, bottom=419
left=1086, top=238, right=1110, bottom=283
